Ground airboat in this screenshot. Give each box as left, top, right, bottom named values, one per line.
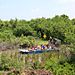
left=19, top=48, right=57, bottom=54
left=19, top=37, right=61, bottom=54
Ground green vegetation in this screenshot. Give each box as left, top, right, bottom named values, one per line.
left=0, top=14, right=75, bottom=45
left=0, top=45, right=75, bottom=75
left=0, top=14, right=75, bottom=74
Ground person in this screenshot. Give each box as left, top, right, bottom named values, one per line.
left=41, top=44, right=45, bottom=50
left=45, top=44, right=47, bottom=49
left=37, top=45, right=41, bottom=50
left=31, top=46, right=35, bottom=50
left=34, top=45, right=38, bottom=50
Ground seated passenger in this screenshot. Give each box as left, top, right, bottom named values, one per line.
left=45, top=45, right=47, bottom=49
left=34, top=45, right=38, bottom=50
left=41, top=44, right=45, bottom=50
left=37, top=45, right=41, bottom=50
left=31, top=46, right=35, bottom=50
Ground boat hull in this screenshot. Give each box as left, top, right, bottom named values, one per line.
left=19, top=49, right=55, bottom=54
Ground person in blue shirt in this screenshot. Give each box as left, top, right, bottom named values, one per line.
left=41, top=44, right=45, bottom=50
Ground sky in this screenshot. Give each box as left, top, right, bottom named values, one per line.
left=0, top=0, right=75, bottom=20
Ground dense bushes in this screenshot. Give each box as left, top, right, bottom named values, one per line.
left=0, top=51, right=25, bottom=71
left=0, top=14, right=75, bottom=45
left=45, top=61, right=75, bottom=75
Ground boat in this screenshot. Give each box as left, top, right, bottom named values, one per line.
left=19, top=48, right=55, bottom=54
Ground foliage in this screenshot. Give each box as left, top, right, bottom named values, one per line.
left=0, top=14, right=75, bottom=45
left=0, top=15, right=75, bottom=74
left=0, top=51, right=25, bottom=71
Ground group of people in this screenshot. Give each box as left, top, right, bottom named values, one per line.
left=32, top=37, right=61, bottom=51
left=28, top=44, right=51, bottom=51
left=20, top=37, right=61, bottom=51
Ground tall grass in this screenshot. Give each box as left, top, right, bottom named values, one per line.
left=0, top=45, right=75, bottom=75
